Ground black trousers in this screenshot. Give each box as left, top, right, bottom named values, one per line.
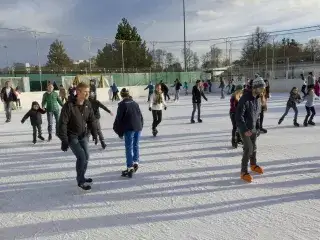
left=230, top=112, right=237, bottom=139
left=260, top=110, right=264, bottom=129
left=239, top=131, right=257, bottom=173
left=32, top=124, right=42, bottom=140
left=164, top=91, right=170, bottom=101
left=305, top=106, right=315, bottom=122
left=152, top=110, right=162, bottom=130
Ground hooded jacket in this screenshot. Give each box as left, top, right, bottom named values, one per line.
left=21, top=101, right=46, bottom=126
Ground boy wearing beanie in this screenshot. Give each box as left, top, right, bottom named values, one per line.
left=235, top=77, right=265, bottom=183
left=113, top=88, right=144, bottom=178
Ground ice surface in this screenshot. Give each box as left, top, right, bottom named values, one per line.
left=0, top=93, right=319, bottom=240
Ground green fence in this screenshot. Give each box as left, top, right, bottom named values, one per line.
left=0, top=72, right=203, bottom=91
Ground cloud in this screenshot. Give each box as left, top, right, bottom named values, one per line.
left=138, top=0, right=320, bottom=59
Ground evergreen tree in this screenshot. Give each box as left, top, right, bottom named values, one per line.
left=96, top=18, right=153, bottom=71
left=47, top=39, right=72, bottom=73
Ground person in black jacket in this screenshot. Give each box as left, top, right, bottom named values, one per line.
left=235, top=77, right=265, bottom=183
left=89, top=79, right=97, bottom=99
left=191, top=80, right=208, bottom=123
left=1, top=80, right=17, bottom=123
left=172, top=79, right=182, bottom=102
left=58, top=82, right=98, bottom=191
left=21, top=101, right=46, bottom=144
left=87, top=92, right=113, bottom=149
left=278, top=87, right=301, bottom=127
left=113, top=88, right=144, bottom=178
left=160, top=81, right=170, bottom=101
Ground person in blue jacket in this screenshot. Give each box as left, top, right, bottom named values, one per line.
left=144, top=81, right=154, bottom=102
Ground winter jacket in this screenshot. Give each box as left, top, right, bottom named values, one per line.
left=89, top=98, right=111, bottom=119
left=21, top=102, right=46, bottom=126
left=304, top=91, right=317, bottom=107
left=149, top=92, right=167, bottom=110
left=58, top=98, right=97, bottom=143
left=42, top=91, right=63, bottom=112
left=1, top=87, right=17, bottom=102
left=173, top=82, right=182, bottom=91
left=314, top=83, right=320, bottom=96
left=113, top=98, right=144, bottom=137
left=287, top=91, right=301, bottom=108
left=160, top=83, right=169, bottom=93
left=111, top=84, right=118, bottom=93
left=235, top=91, right=261, bottom=134
left=192, top=85, right=207, bottom=103
left=144, top=84, right=154, bottom=94
left=183, top=83, right=188, bottom=89
left=230, top=95, right=239, bottom=113
left=307, top=75, right=315, bottom=87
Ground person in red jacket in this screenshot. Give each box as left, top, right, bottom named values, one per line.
left=230, top=84, right=244, bottom=148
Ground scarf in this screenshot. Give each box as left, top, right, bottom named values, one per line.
left=154, top=91, right=163, bottom=104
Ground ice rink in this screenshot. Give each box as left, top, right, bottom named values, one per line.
left=0, top=93, right=319, bottom=240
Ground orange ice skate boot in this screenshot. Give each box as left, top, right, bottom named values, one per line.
left=250, top=165, right=264, bottom=174
left=241, top=172, right=253, bottom=183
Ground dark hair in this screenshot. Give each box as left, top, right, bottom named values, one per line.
left=76, top=82, right=89, bottom=90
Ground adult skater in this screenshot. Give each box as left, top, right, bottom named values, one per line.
left=0, top=80, right=17, bottom=123
left=307, top=72, right=315, bottom=89
left=113, top=88, right=144, bottom=178
left=191, top=80, right=208, bottom=123
left=236, top=77, right=265, bottom=183
left=144, top=81, right=154, bottom=102
left=229, top=84, right=243, bottom=148
left=149, top=83, right=167, bottom=136
left=42, top=83, right=64, bottom=141
left=58, top=82, right=98, bottom=191
left=172, top=79, right=182, bottom=102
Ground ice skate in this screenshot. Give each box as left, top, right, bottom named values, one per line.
left=250, top=165, right=264, bottom=174
left=121, top=167, right=134, bottom=178
left=78, top=183, right=91, bottom=191
left=101, top=141, right=107, bottom=149
left=152, top=128, right=158, bottom=137
left=308, top=120, right=315, bottom=126
left=38, top=135, right=45, bottom=141
left=133, top=163, right=139, bottom=172
left=231, top=138, right=237, bottom=148
left=33, top=139, right=36, bottom=144
left=48, top=133, right=52, bottom=141
left=260, top=128, right=267, bottom=134
left=191, top=119, right=195, bottom=124
left=85, top=178, right=93, bottom=184
left=241, top=172, right=253, bottom=183
left=198, top=119, right=203, bottom=123
left=293, top=120, right=300, bottom=127
left=278, top=118, right=283, bottom=125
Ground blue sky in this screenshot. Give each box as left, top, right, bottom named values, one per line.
left=0, top=0, right=320, bottom=67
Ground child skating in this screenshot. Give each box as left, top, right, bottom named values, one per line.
left=236, top=77, right=265, bottom=183
left=149, top=84, right=167, bottom=136
left=113, top=88, right=144, bottom=178
left=229, top=84, right=243, bottom=148
left=21, top=101, right=46, bottom=144
left=191, top=80, right=208, bottom=123
left=278, top=87, right=302, bottom=127
left=303, top=87, right=317, bottom=126
left=88, top=92, right=114, bottom=149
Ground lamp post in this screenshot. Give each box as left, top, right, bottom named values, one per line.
left=183, top=0, right=187, bottom=72
left=1, top=45, right=9, bottom=74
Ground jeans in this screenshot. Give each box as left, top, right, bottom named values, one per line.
left=191, top=102, right=201, bottom=120
left=260, top=111, right=264, bottom=129
left=124, top=131, right=141, bottom=168
left=305, top=106, right=315, bottom=123
left=280, top=105, right=298, bottom=122
left=69, top=136, right=89, bottom=185
left=221, top=87, right=225, bottom=98
left=164, top=91, right=170, bottom=101
left=152, top=110, right=162, bottom=130
left=4, top=101, right=12, bottom=120
left=32, top=124, right=42, bottom=140
left=239, top=131, right=257, bottom=173
left=147, top=92, right=153, bottom=102
left=47, top=111, right=60, bottom=135
left=174, top=89, right=180, bottom=101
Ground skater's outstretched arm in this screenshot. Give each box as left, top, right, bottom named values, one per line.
left=97, top=100, right=112, bottom=115
left=21, top=111, right=31, bottom=123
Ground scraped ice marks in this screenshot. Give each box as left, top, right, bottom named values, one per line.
left=34, top=229, right=89, bottom=240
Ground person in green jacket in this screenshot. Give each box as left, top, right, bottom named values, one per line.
left=42, top=83, right=64, bottom=141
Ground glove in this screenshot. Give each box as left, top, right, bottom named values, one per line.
left=93, top=135, right=98, bottom=145
left=164, top=106, right=167, bottom=110
left=21, top=120, right=24, bottom=124
left=61, top=141, right=69, bottom=152
left=149, top=107, right=152, bottom=111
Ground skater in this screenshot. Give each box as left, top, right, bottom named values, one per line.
left=236, top=77, right=265, bottom=183
left=42, top=83, right=64, bottom=141
left=89, top=79, right=97, bottom=99
left=0, top=80, right=17, bottom=123
left=111, top=82, right=119, bottom=101
left=21, top=101, right=46, bottom=144
left=15, top=86, right=22, bottom=109
left=58, top=82, right=98, bottom=191
left=59, top=85, right=68, bottom=103
left=278, top=87, right=302, bottom=127
left=144, top=81, right=154, bottom=102
left=303, top=87, right=317, bottom=126
left=191, top=80, right=208, bottom=123
left=160, top=81, right=170, bottom=101
left=230, top=84, right=243, bottom=148
left=259, top=89, right=268, bottom=134
left=301, top=73, right=307, bottom=97
left=149, top=84, right=167, bottom=136
left=219, top=77, right=225, bottom=99
left=172, top=79, right=182, bottom=102
left=307, top=72, right=315, bottom=89
left=113, top=88, right=143, bottom=178
left=88, top=92, right=114, bottom=149
left=183, top=82, right=189, bottom=95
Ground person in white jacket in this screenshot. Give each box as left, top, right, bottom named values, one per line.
left=149, top=84, right=167, bottom=136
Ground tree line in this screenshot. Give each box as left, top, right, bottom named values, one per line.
left=7, top=19, right=320, bottom=74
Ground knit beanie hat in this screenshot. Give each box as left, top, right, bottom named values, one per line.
left=235, top=84, right=243, bottom=91
left=252, top=77, right=266, bottom=89
left=120, top=88, right=130, bottom=98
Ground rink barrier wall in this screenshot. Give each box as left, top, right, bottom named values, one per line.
left=0, top=78, right=305, bottom=111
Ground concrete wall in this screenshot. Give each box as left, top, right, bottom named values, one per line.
left=0, top=78, right=306, bottom=111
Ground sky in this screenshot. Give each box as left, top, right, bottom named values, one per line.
left=0, top=0, right=320, bottom=68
